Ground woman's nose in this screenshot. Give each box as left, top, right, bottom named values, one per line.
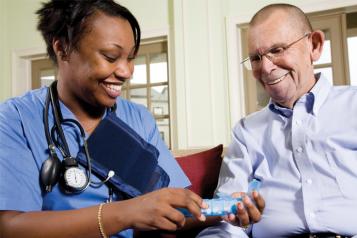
left=114, top=59, right=133, bottom=79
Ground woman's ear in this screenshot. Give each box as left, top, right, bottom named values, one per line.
left=310, top=30, right=325, bottom=62
left=52, top=39, right=68, bottom=61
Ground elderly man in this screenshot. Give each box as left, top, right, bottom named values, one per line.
left=198, top=3, right=357, bottom=238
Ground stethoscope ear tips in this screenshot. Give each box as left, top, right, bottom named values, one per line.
left=40, top=154, right=61, bottom=192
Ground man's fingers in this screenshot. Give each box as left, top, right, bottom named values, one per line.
left=231, top=192, right=245, bottom=198
left=252, top=191, right=265, bottom=213
left=224, top=213, right=239, bottom=225
left=236, top=202, right=250, bottom=227
left=243, top=195, right=261, bottom=223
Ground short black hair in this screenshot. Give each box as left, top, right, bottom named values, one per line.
left=250, top=3, right=312, bottom=34
left=36, top=0, right=141, bottom=65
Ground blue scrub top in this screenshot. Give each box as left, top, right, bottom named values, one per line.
left=0, top=86, right=190, bottom=238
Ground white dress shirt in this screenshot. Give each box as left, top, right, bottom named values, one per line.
left=198, top=74, right=357, bottom=238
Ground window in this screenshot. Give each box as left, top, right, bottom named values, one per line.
left=31, top=58, right=56, bottom=88
left=240, top=6, right=357, bottom=114
left=121, top=39, right=171, bottom=148
left=31, top=38, right=172, bottom=148
left=347, top=12, right=357, bottom=85
left=313, top=30, right=333, bottom=84
left=309, top=10, right=349, bottom=86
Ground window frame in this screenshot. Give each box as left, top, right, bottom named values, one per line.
left=121, top=38, right=172, bottom=148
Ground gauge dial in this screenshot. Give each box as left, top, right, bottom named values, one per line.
left=64, top=167, right=87, bottom=190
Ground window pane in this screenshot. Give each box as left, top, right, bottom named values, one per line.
left=156, top=118, right=170, bottom=147
left=348, top=36, right=357, bottom=86
left=121, top=88, right=128, bottom=99
left=132, top=56, right=147, bottom=85
left=130, top=88, right=147, bottom=107
left=150, top=53, right=168, bottom=83
left=314, top=67, right=333, bottom=85
left=151, top=85, right=169, bottom=115
left=40, top=69, right=55, bottom=87
left=314, top=31, right=331, bottom=65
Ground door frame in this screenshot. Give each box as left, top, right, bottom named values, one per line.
left=11, top=47, right=47, bottom=97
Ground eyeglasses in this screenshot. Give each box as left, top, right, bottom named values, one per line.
left=241, top=32, right=311, bottom=70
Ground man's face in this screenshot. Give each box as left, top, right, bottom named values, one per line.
left=248, top=11, right=316, bottom=108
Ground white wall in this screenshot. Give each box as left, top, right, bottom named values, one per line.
left=118, top=0, right=169, bottom=32
left=171, top=0, right=231, bottom=149
left=0, top=0, right=8, bottom=102
left=1, top=0, right=357, bottom=149
left=227, top=0, right=357, bottom=19
left=0, top=0, right=44, bottom=102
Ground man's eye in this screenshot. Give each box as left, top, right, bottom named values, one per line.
left=269, top=47, right=285, bottom=55
left=250, top=55, right=261, bottom=62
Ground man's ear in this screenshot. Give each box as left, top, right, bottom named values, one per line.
left=52, top=39, right=69, bottom=61
left=310, top=30, right=325, bottom=62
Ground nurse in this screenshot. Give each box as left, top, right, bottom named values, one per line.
left=0, top=0, right=206, bottom=237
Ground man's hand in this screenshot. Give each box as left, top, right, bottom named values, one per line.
left=223, top=191, right=265, bottom=228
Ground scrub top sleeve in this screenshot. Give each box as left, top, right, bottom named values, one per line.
left=0, top=102, right=43, bottom=211
left=140, top=108, right=191, bottom=189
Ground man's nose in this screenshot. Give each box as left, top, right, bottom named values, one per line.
left=260, top=54, right=276, bottom=73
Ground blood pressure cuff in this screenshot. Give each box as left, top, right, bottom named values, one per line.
left=76, top=112, right=170, bottom=198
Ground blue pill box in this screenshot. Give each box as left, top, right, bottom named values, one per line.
left=179, top=179, right=261, bottom=217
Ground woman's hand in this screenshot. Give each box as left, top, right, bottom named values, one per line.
left=120, top=188, right=206, bottom=231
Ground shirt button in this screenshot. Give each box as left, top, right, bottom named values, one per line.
left=296, top=147, right=303, bottom=153
left=295, top=120, right=302, bottom=126
left=306, top=179, right=312, bottom=184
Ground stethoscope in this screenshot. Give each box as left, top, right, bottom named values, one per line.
left=40, top=81, right=115, bottom=201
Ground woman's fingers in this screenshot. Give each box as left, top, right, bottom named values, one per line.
left=167, top=188, right=206, bottom=221
left=129, top=188, right=206, bottom=230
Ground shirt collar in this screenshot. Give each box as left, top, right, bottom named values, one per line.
left=309, top=73, right=332, bottom=116
left=268, top=73, right=332, bottom=117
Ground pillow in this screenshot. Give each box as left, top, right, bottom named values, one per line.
left=175, top=144, right=223, bottom=199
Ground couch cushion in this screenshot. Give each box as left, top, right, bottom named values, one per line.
left=175, top=144, right=223, bottom=199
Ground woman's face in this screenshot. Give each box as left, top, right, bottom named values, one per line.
left=57, top=12, right=136, bottom=110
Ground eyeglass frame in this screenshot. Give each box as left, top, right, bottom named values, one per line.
left=241, top=32, right=312, bottom=70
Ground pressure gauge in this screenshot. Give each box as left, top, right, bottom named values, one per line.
left=63, top=167, right=88, bottom=191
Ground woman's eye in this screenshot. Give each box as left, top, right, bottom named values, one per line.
left=127, top=55, right=136, bottom=61
left=103, top=54, right=117, bottom=63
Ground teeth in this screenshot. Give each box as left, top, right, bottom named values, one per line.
left=267, top=73, right=288, bottom=85
left=104, top=84, right=121, bottom=92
